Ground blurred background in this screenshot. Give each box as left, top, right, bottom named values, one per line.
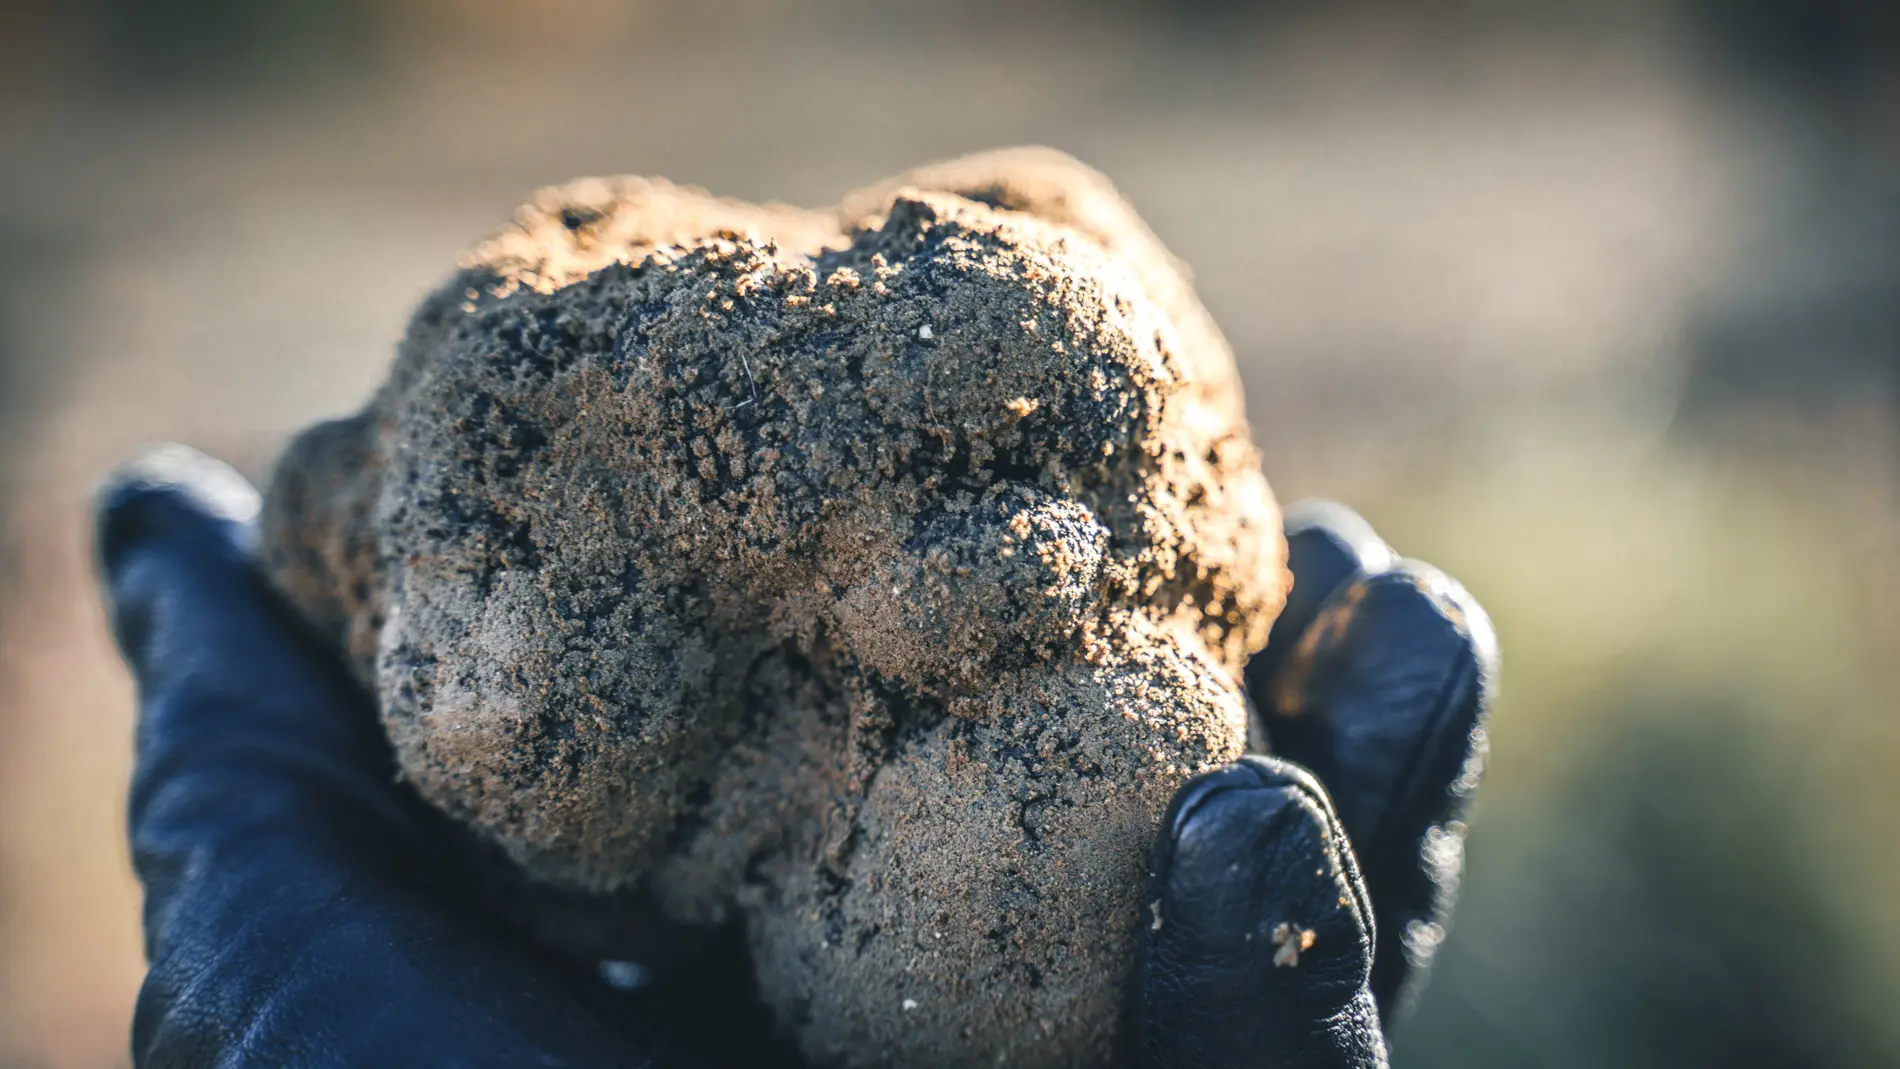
left=4, top=1, right=1899, bottom=1066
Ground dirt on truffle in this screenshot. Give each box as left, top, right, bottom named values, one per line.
left=261, top=147, right=1288, bottom=1069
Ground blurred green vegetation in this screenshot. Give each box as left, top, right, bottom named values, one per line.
left=1373, top=442, right=1900, bottom=1066
left=84, top=0, right=378, bottom=86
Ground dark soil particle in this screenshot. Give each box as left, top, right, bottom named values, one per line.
left=262, top=147, right=1287, bottom=1069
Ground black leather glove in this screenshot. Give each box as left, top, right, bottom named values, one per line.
left=1133, top=502, right=1496, bottom=1068
left=98, top=447, right=1493, bottom=1069
left=98, top=447, right=697, bottom=1069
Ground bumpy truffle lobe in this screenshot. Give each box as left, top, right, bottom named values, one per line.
left=261, top=148, right=1286, bottom=1069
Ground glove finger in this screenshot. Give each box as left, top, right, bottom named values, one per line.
left=97, top=445, right=355, bottom=729
left=95, top=446, right=419, bottom=852
left=1246, top=501, right=1396, bottom=734
left=97, top=444, right=261, bottom=583
left=98, top=444, right=264, bottom=674
left=1134, top=756, right=1387, bottom=1069
left=1253, top=559, right=1497, bottom=1019
left=99, top=446, right=691, bottom=1066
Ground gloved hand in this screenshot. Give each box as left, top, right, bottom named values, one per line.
left=97, top=446, right=1493, bottom=1069
left=1133, top=502, right=1495, bottom=1069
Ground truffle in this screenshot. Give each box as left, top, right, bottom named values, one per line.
left=261, top=147, right=1288, bottom=1068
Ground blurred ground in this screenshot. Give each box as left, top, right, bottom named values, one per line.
left=3, top=2, right=1899, bottom=1066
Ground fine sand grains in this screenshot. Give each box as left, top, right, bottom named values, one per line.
left=262, top=148, right=1287, bottom=1068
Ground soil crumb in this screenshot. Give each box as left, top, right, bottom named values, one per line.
left=262, top=146, right=1288, bottom=1068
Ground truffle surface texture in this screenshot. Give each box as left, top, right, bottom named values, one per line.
left=262, top=147, right=1288, bottom=1069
